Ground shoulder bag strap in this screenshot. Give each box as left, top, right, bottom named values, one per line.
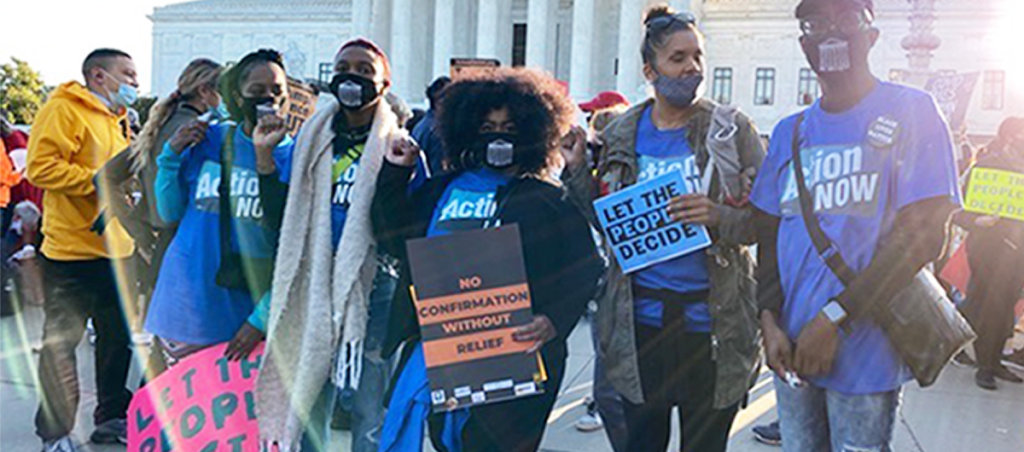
left=790, top=114, right=857, bottom=286
left=219, top=125, right=237, bottom=265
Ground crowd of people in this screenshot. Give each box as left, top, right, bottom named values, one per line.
left=3, top=0, right=1023, bottom=451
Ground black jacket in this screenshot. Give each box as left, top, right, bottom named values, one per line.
left=372, top=161, right=602, bottom=451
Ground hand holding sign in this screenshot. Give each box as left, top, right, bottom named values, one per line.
left=593, top=170, right=713, bottom=274
left=225, top=322, right=264, bottom=361
left=666, top=194, right=721, bottom=227
left=513, top=315, right=556, bottom=354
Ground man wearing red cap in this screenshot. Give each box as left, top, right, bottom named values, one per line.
left=580, top=91, right=630, bottom=122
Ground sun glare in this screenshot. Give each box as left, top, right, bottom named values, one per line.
left=990, top=0, right=1024, bottom=92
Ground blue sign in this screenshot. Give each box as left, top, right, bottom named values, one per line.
left=593, top=170, right=712, bottom=274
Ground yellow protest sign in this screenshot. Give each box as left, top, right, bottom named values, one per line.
left=964, top=167, right=1024, bottom=220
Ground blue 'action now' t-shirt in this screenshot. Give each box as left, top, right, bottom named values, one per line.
left=146, top=123, right=293, bottom=345
left=427, top=168, right=511, bottom=238
left=276, top=140, right=428, bottom=249
left=632, top=106, right=711, bottom=331
left=749, top=81, right=961, bottom=394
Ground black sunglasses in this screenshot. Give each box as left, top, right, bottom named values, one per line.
left=646, top=12, right=698, bottom=32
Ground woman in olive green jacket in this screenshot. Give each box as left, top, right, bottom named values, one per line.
left=561, top=5, right=764, bottom=451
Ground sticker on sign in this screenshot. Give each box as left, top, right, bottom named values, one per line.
left=514, top=382, right=538, bottom=397
left=484, top=379, right=515, bottom=392
left=432, top=389, right=446, bottom=405
left=472, top=392, right=487, bottom=404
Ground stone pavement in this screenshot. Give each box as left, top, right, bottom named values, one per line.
left=2, top=305, right=1023, bottom=451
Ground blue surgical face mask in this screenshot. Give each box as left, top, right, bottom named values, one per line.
left=100, top=69, right=138, bottom=108
left=212, top=100, right=230, bottom=121
left=652, top=71, right=705, bottom=108
left=115, top=83, right=139, bottom=107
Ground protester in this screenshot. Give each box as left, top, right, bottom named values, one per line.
left=407, top=108, right=427, bottom=132
left=144, top=49, right=291, bottom=370
left=96, top=58, right=223, bottom=319
left=570, top=105, right=630, bottom=452
left=751, top=1, right=961, bottom=451
left=582, top=105, right=629, bottom=172
left=955, top=116, right=1024, bottom=390
left=411, top=76, right=452, bottom=176
left=254, top=37, right=425, bottom=452
left=2, top=200, right=43, bottom=308
left=26, top=48, right=139, bottom=452
left=2, top=115, right=44, bottom=224
left=561, top=5, right=765, bottom=451
left=0, top=137, right=18, bottom=213
left=0, top=138, right=18, bottom=317
left=579, top=90, right=630, bottom=124
left=374, top=67, right=602, bottom=452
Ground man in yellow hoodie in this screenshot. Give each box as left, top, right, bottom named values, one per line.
left=27, top=48, right=137, bottom=452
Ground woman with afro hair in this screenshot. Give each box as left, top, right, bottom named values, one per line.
left=373, top=67, right=603, bottom=451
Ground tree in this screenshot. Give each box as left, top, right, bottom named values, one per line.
left=0, top=58, right=47, bottom=124
left=132, top=97, right=158, bottom=128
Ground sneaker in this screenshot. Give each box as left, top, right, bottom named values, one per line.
left=90, top=418, right=127, bottom=444
left=574, top=398, right=603, bottom=432
left=952, top=350, right=976, bottom=367
left=992, top=364, right=1024, bottom=383
left=752, top=421, right=782, bottom=446
left=42, top=437, right=77, bottom=452
left=1003, top=348, right=1024, bottom=370
left=574, top=412, right=604, bottom=432
left=975, top=369, right=998, bottom=391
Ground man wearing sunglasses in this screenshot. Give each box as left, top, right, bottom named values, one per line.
left=749, top=0, right=961, bottom=450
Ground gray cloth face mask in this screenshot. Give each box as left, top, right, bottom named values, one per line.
left=652, top=72, right=705, bottom=108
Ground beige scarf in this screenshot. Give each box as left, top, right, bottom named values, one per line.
left=256, top=96, right=399, bottom=450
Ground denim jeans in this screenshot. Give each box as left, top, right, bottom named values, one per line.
left=774, top=377, right=901, bottom=452
left=301, top=262, right=398, bottom=452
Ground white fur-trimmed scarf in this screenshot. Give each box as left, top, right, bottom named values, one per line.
left=256, top=96, right=400, bottom=450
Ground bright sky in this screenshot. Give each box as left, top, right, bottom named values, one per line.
left=1, top=0, right=183, bottom=95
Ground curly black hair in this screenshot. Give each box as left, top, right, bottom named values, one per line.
left=437, top=68, right=574, bottom=176
left=218, top=48, right=286, bottom=121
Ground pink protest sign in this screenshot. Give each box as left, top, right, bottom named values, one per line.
left=127, top=342, right=264, bottom=451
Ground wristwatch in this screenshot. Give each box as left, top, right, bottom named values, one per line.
left=822, top=299, right=848, bottom=326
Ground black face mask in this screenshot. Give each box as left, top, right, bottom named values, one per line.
left=330, top=73, right=381, bottom=110
left=241, top=96, right=277, bottom=125
left=460, top=132, right=520, bottom=170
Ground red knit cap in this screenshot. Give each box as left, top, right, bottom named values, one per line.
left=335, top=37, right=391, bottom=80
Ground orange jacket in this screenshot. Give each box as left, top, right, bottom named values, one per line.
left=0, top=139, right=22, bottom=208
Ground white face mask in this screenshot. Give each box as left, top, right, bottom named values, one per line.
left=817, top=37, right=852, bottom=73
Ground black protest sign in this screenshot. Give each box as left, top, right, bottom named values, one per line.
left=406, top=224, right=546, bottom=412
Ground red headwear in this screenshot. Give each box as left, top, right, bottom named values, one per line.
left=335, top=37, right=391, bottom=80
